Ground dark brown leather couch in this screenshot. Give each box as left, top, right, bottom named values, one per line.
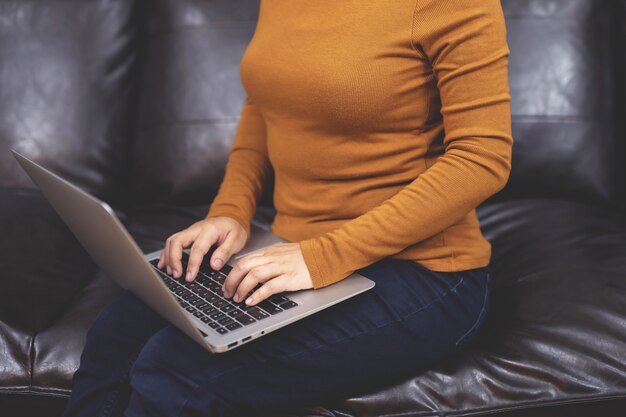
left=2, top=0, right=626, bottom=416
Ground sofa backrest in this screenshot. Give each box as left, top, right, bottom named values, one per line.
left=1, top=0, right=624, bottom=213
left=0, top=0, right=140, bottom=209
left=617, top=0, right=626, bottom=211
left=501, top=0, right=621, bottom=208
left=128, top=0, right=273, bottom=209
left=130, top=0, right=623, bottom=211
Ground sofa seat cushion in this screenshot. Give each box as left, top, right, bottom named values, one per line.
left=4, top=195, right=625, bottom=416
left=0, top=188, right=122, bottom=395
left=0, top=198, right=271, bottom=397
left=123, top=199, right=626, bottom=416
left=316, top=198, right=626, bottom=417
left=479, top=198, right=626, bottom=280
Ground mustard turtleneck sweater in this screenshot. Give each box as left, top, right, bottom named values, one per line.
left=206, top=0, right=513, bottom=289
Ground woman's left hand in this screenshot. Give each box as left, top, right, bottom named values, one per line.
left=221, top=242, right=314, bottom=306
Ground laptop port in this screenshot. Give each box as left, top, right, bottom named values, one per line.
left=228, top=341, right=238, bottom=348
left=242, top=336, right=251, bottom=342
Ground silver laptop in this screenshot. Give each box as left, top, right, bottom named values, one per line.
left=11, top=149, right=375, bottom=353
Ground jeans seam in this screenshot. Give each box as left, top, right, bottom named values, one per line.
left=100, top=357, right=133, bottom=417
left=99, top=342, right=149, bottom=417
left=454, top=273, right=490, bottom=347
left=100, top=386, right=119, bottom=417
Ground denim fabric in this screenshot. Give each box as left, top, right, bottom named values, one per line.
left=62, top=258, right=491, bottom=417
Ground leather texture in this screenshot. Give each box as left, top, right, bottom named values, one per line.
left=0, top=0, right=140, bottom=210
left=502, top=0, right=621, bottom=207
left=129, top=0, right=274, bottom=208
left=1, top=0, right=625, bottom=416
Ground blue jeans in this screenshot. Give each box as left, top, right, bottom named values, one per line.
left=62, top=258, right=491, bottom=417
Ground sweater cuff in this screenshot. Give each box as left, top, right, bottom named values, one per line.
left=299, top=237, right=331, bottom=289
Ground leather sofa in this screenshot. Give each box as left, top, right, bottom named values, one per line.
left=2, top=0, right=625, bottom=416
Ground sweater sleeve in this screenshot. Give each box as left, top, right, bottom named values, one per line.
left=299, top=0, right=513, bottom=289
left=205, top=96, right=273, bottom=240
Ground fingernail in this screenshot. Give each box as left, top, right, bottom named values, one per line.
left=245, top=297, right=252, bottom=305
left=214, top=258, right=223, bottom=267
left=233, top=294, right=240, bottom=302
left=167, top=266, right=172, bottom=275
left=186, top=271, right=191, bottom=281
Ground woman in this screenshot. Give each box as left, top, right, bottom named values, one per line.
left=63, top=0, right=512, bottom=416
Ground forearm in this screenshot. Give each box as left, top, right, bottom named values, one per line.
left=300, top=0, right=513, bottom=289
left=206, top=97, right=272, bottom=238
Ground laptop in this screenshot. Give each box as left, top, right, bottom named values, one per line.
left=11, top=149, right=375, bottom=353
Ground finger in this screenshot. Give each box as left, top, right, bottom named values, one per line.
left=162, top=237, right=173, bottom=275
left=185, top=231, right=218, bottom=282
left=209, top=231, right=239, bottom=271
left=232, top=263, right=280, bottom=303
left=157, top=249, right=165, bottom=269
left=245, top=275, right=288, bottom=306
left=167, top=232, right=196, bottom=279
left=223, top=253, right=269, bottom=298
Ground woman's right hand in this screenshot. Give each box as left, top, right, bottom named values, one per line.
left=157, top=216, right=248, bottom=283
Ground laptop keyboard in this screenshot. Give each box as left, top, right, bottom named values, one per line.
left=149, top=252, right=298, bottom=335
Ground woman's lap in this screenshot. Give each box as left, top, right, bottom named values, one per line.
left=63, top=258, right=491, bottom=417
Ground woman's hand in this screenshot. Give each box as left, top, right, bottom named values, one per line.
left=157, top=216, right=248, bottom=282
left=222, top=242, right=314, bottom=306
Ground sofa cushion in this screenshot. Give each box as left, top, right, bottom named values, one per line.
left=321, top=198, right=626, bottom=416
left=0, top=0, right=140, bottom=207
left=129, top=0, right=275, bottom=208
left=616, top=0, right=626, bottom=212
left=501, top=0, right=620, bottom=207
left=123, top=198, right=626, bottom=416
left=0, top=189, right=99, bottom=334
left=32, top=272, right=123, bottom=395
left=3, top=192, right=625, bottom=416
left=0, top=188, right=122, bottom=395
left=480, top=198, right=626, bottom=278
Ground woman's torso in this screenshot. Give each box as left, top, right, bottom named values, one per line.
left=240, top=0, right=493, bottom=271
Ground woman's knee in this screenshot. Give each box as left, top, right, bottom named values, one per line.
left=84, top=291, right=168, bottom=354
left=85, top=292, right=132, bottom=343
left=126, top=327, right=204, bottom=416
